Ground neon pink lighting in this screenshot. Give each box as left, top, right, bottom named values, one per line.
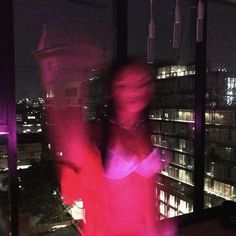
left=36, top=29, right=177, bottom=235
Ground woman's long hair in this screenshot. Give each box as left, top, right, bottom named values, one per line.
left=100, top=58, right=155, bottom=167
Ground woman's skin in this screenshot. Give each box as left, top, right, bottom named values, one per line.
left=105, top=62, right=160, bottom=235
left=58, top=60, right=176, bottom=235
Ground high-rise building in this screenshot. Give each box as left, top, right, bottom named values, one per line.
left=150, top=63, right=236, bottom=218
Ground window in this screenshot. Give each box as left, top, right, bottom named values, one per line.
left=2, top=1, right=236, bottom=234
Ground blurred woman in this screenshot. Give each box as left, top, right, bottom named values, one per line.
left=59, top=58, right=174, bottom=235
left=101, top=58, right=170, bottom=235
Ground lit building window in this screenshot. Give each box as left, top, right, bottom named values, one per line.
left=27, top=116, right=36, bottom=120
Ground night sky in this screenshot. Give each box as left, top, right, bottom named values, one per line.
left=13, top=0, right=113, bottom=99
left=13, top=0, right=236, bottom=99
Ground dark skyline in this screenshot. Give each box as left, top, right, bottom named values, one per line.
left=13, top=0, right=236, bottom=99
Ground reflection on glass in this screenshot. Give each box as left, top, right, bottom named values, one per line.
left=14, top=0, right=113, bottom=234
left=148, top=0, right=196, bottom=218
left=204, top=1, right=236, bottom=209
left=0, top=135, right=9, bottom=236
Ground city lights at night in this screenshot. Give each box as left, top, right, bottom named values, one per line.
left=1, top=0, right=236, bottom=235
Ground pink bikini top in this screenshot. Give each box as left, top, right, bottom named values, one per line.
left=104, top=147, right=169, bottom=179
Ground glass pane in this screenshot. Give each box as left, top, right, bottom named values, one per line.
left=205, top=1, right=236, bottom=208
left=14, top=0, right=113, bottom=235
left=0, top=135, right=9, bottom=236
left=128, top=0, right=196, bottom=218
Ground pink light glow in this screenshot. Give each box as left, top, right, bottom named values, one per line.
left=37, top=35, right=177, bottom=234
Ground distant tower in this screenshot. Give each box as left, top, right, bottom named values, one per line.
left=173, top=0, right=181, bottom=48
left=147, top=0, right=155, bottom=64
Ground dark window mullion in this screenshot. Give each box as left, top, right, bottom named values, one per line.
left=1, top=0, right=18, bottom=235
left=194, top=0, right=208, bottom=213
